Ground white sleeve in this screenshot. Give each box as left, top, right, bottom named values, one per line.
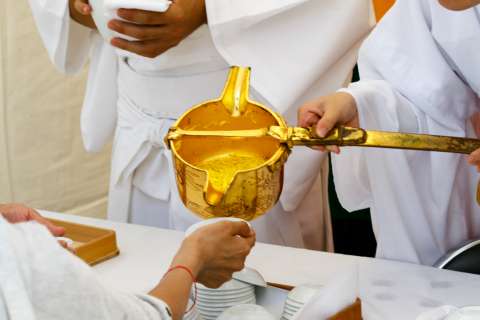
left=340, top=80, right=420, bottom=133
left=28, top=0, right=93, bottom=74
left=332, top=80, right=421, bottom=212
left=0, top=218, right=171, bottom=320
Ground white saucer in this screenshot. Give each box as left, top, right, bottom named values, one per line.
left=218, top=304, right=276, bottom=320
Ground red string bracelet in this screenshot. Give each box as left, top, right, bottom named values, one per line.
left=164, top=265, right=197, bottom=314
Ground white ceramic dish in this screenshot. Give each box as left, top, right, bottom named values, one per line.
left=197, top=293, right=254, bottom=303
left=89, top=0, right=113, bottom=40
left=197, top=287, right=254, bottom=295
left=197, top=279, right=253, bottom=291
left=287, top=285, right=322, bottom=305
left=184, top=299, right=202, bottom=320
left=185, top=217, right=252, bottom=238
left=197, top=298, right=256, bottom=311
left=232, top=267, right=267, bottom=287
left=89, top=0, right=171, bottom=41
left=217, top=304, right=276, bottom=320
left=197, top=290, right=254, bottom=299
left=285, top=298, right=304, bottom=306
left=284, top=304, right=300, bottom=312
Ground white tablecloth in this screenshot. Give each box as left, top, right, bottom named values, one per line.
left=42, top=211, right=480, bottom=320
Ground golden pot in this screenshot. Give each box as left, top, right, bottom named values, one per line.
left=166, top=67, right=289, bottom=221
left=166, top=67, right=480, bottom=221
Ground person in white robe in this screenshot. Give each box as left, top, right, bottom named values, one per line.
left=0, top=203, right=255, bottom=320
left=27, top=0, right=374, bottom=250
left=298, top=0, right=480, bottom=265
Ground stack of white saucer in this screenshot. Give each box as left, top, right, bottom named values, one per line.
left=196, top=279, right=256, bottom=320
left=183, top=299, right=202, bottom=320
left=281, top=285, right=322, bottom=320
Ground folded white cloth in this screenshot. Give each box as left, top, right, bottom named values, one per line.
left=297, top=265, right=358, bottom=320
left=90, top=0, right=172, bottom=40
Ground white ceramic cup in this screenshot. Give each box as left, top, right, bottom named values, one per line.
left=88, top=0, right=114, bottom=40
left=185, top=217, right=252, bottom=238
left=88, top=0, right=172, bottom=41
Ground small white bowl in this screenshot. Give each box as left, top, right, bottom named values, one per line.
left=89, top=0, right=113, bottom=40
left=89, top=0, right=171, bottom=41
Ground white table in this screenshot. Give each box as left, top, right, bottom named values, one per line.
left=43, top=211, right=480, bottom=320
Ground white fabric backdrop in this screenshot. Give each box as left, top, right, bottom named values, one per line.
left=0, top=0, right=110, bottom=218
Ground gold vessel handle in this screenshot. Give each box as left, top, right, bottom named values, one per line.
left=221, top=66, right=251, bottom=117
left=289, top=126, right=480, bottom=154
left=285, top=126, right=366, bottom=147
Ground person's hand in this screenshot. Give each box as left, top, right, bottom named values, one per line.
left=172, top=221, right=256, bottom=288
left=466, top=112, right=480, bottom=171
left=107, top=0, right=207, bottom=58
left=0, top=203, right=65, bottom=236
left=297, top=92, right=359, bottom=154
left=72, top=0, right=92, bottom=15
left=468, top=149, right=480, bottom=172
left=69, top=0, right=97, bottom=29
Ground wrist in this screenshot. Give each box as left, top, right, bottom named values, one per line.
left=171, top=244, right=204, bottom=278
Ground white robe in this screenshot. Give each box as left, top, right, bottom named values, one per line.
left=28, top=0, right=374, bottom=249
left=0, top=217, right=171, bottom=320
left=333, top=0, right=480, bottom=265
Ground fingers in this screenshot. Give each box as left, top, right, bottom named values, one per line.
left=108, top=20, right=168, bottom=41
left=28, top=209, right=66, bottom=236
left=315, top=107, right=341, bottom=138
left=468, top=149, right=480, bottom=172
left=110, top=38, right=172, bottom=58
left=227, top=221, right=253, bottom=238
left=298, top=110, right=320, bottom=128
left=117, top=5, right=184, bottom=25
left=198, top=270, right=232, bottom=288
left=298, top=105, right=322, bottom=128
left=74, top=0, right=92, bottom=15
left=298, top=101, right=340, bottom=137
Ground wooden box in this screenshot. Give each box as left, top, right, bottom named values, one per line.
left=48, top=218, right=119, bottom=265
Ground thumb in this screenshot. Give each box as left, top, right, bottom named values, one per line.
left=316, top=108, right=340, bottom=138
left=228, top=221, right=253, bottom=238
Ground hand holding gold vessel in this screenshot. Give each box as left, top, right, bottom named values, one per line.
left=166, top=66, right=480, bottom=221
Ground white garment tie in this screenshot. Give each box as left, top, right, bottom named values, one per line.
left=112, top=93, right=173, bottom=202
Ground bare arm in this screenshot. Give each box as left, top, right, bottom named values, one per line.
left=69, top=0, right=97, bottom=29
left=149, top=221, right=255, bottom=320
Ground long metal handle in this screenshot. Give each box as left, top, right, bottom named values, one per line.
left=166, top=125, right=480, bottom=154
left=290, top=126, right=480, bottom=154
